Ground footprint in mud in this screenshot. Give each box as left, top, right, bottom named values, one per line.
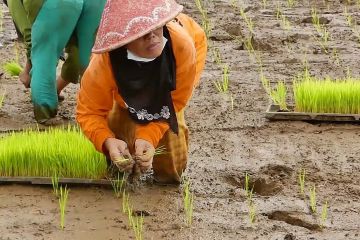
left=301, top=16, right=331, bottom=25
left=225, top=175, right=283, bottom=196
left=224, top=24, right=243, bottom=37
left=259, top=164, right=293, bottom=180
left=266, top=211, right=321, bottom=231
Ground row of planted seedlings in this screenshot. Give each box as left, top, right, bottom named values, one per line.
left=243, top=170, right=329, bottom=228
left=111, top=174, right=195, bottom=239
left=0, top=125, right=196, bottom=235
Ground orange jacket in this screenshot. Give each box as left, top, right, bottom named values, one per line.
left=76, top=14, right=207, bottom=153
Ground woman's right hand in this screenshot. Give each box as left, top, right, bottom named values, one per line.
left=104, top=138, right=134, bottom=172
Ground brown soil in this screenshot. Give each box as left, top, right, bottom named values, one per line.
left=1, top=1, right=360, bottom=239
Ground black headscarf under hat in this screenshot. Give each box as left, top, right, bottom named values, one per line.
left=109, top=26, right=178, bottom=134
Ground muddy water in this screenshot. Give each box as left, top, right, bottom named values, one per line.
left=1, top=1, right=360, bottom=239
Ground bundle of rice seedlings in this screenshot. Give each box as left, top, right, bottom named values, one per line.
left=0, top=125, right=108, bottom=179
left=3, top=62, right=23, bottom=77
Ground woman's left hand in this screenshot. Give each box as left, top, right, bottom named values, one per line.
left=134, top=139, right=155, bottom=173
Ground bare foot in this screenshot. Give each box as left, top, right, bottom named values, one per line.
left=19, top=60, right=32, bottom=88
left=19, top=70, right=31, bottom=88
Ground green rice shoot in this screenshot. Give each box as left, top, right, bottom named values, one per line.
left=183, top=179, right=194, bottom=226
left=0, top=126, right=108, bottom=179
left=52, top=173, right=59, bottom=197
left=0, top=92, right=5, bottom=108
left=3, top=61, right=23, bottom=77
left=298, top=168, right=306, bottom=196
left=320, top=200, right=328, bottom=228
left=271, top=80, right=288, bottom=110
left=293, top=70, right=360, bottom=114
left=59, top=185, right=69, bottom=229
left=309, top=185, right=317, bottom=214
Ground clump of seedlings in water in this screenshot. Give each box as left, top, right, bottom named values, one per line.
left=122, top=190, right=144, bottom=240
left=261, top=0, right=267, bottom=9
left=2, top=62, right=23, bottom=76
left=311, top=8, right=330, bottom=52
left=0, top=126, right=108, bottom=179
left=287, top=0, right=296, bottom=8
left=239, top=7, right=254, bottom=34
left=52, top=173, right=60, bottom=197
left=248, top=201, right=256, bottom=224
left=0, top=91, right=5, bottom=108
left=183, top=179, right=194, bottom=227
left=214, top=64, right=229, bottom=93
left=59, top=185, right=69, bottom=230
left=344, top=7, right=360, bottom=46
left=320, top=200, right=328, bottom=228
left=276, top=3, right=292, bottom=31
left=293, top=68, right=360, bottom=114
left=244, top=172, right=256, bottom=224
left=0, top=4, right=3, bottom=32
left=260, top=70, right=288, bottom=111
left=309, top=185, right=317, bottom=214
left=111, top=173, right=126, bottom=198
left=298, top=168, right=306, bottom=196
left=271, top=81, right=288, bottom=110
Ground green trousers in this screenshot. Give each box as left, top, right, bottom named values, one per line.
left=8, top=0, right=105, bottom=122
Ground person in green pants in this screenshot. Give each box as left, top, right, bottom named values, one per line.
left=6, top=0, right=106, bottom=123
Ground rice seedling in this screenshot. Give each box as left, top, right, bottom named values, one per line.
left=280, top=14, right=292, bottom=31
left=51, top=173, right=59, bottom=197
left=320, top=201, right=328, bottom=228
left=0, top=5, right=3, bottom=33
left=276, top=2, right=281, bottom=20
left=311, top=8, right=322, bottom=33
left=261, top=0, right=267, bottom=9
left=260, top=70, right=271, bottom=95
left=127, top=203, right=134, bottom=227
left=309, top=185, right=317, bottom=214
left=59, top=185, right=69, bottom=229
left=248, top=201, right=256, bottom=224
left=212, top=47, right=222, bottom=67
left=0, top=91, right=5, bottom=108
left=298, top=168, right=306, bottom=196
left=311, top=8, right=330, bottom=52
left=293, top=70, right=360, bottom=114
left=132, top=214, right=144, bottom=240
left=194, top=0, right=211, bottom=39
left=239, top=7, right=254, bottom=34
left=2, top=62, right=23, bottom=77
left=271, top=81, right=288, bottom=110
left=344, top=7, right=354, bottom=28
left=331, top=48, right=341, bottom=66
left=214, top=64, right=229, bottom=93
left=244, top=36, right=255, bottom=57
left=122, top=190, right=130, bottom=214
left=244, top=172, right=252, bottom=197
left=111, top=173, right=126, bottom=198
left=231, top=0, right=238, bottom=8
left=0, top=126, right=108, bottom=179
left=287, top=0, right=296, bottom=7
left=275, top=4, right=291, bottom=31
left=183, top=179, right=194, bottom=226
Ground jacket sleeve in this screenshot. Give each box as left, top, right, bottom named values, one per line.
left=134, top=22, right=198, bottom=147
left=76, top=53, right=116, bottom=153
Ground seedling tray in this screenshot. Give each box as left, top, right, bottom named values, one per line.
left=0, top=176, right=112, bottom=186
left=265, top=105, right=360, bottom=122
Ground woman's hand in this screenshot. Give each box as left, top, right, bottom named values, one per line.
left=134, top=139, right=155, bottom=173
left=104, top=138, right=134, bottom=172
